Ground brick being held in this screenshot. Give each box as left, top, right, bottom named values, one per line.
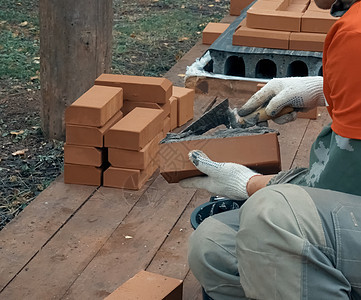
left=65, top=85, right=123, bottom=127
left=95, top=74, right=173, bottom=104
left=159, top=132, right=281, bottom=183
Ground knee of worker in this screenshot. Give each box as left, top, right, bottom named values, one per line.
left=188, top=216, right=234, bottom=280
left=188, top=217, right=219, bottom=277
left=237, top=185, right=305, bottom=255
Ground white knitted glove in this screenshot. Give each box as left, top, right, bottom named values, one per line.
left=179, top=150, right=260, bottom=200
left=237, top=76, right=326, bottom=124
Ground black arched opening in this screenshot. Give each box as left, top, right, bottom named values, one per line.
left=224, top=56, right=245, bottom=77
left=255, top=59, right=277, bottom=79
left=287, top=61, right=308, bottom=77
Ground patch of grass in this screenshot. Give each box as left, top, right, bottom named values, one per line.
left=0, top=0, right=39, bottom=88
left=0, top=29, right=40, bottom=83
left=112, top=0, right=229, bottom=76
left=0, top=0, right=229, bottom=86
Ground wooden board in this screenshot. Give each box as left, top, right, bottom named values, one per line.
left=62, top=176, right=197, bottom=299
left=146, top=189, right=211, bottom=279
left=0, top=177, right=154, bottom=299
left=291, top=107, right=331, bottom=168
left=0, top=175, right=97, bottom=292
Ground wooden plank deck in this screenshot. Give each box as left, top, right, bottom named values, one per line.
left=0, top=28, right=332, bottom=299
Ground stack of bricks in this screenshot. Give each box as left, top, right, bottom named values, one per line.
left=64, top=74, right=195, bottom=190
left=232, top=0, right=339, bottom=52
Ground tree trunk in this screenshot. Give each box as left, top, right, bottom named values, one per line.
left=39, top=0, right=113, bottom=140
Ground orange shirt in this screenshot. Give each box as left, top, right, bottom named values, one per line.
left=323, top=1, right=361, bottom=139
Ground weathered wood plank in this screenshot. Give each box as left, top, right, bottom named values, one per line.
left=146, top=189, right=211, bottom=279
left=183, top=270, right=203, bottom=300
left=0, top=175, right=154, bottom=300
left=291, top=107, right=332, bottom=168
left=0, top=175, right=96, bottom=292
left=269, top=118, right=310, bottom=170
left=62, top=175, right=197, bottom=299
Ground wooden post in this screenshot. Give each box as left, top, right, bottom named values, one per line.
left=39, top=0, right=113, bottom=140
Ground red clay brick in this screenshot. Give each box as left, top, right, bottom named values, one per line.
left=64, top=144, right=104, bottom=167
left=169, top=96, right=178, bottom=130
left=301, top=10, right=338, bottom=33
left=230, top=0, right=255, bottom=15
left=105, top=107, right=164, bottom=151
left=159, top=98, right=171, bottom=118
left=108, top=132, right=162, bottom=169
left=65, top=85, right=123, bottom=127
left=247, top=4, right=303, bottom=32
left=202, top=22, right=230, bottom=45
left=289, top=32, right=326, bottom=52
left=122, top=100, right=161, bottom=115
left=163, top=116, right=171, bottom=137
left=233, top=25, right=290, bottom=49
left=95, top=74, right=172, bottom=104
left=159, top=133, right=281, bottom=183
left=66, top=110, right=123, bottom=147
left=104, top=270, right=183, bottom=300
left=64, top=164, right=102, bottom=186
left=103, top=158, right=158, bottom=190
left=172, top=86, right=194, bottom=127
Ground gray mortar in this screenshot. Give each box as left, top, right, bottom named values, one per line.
left=207, top=0, right=323, bottom=78
left=160, top=126, right=278, bottom=144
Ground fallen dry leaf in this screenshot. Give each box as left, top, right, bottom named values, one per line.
left=20, top=21, right=28, bottom=27
left=178, top=37, right=189, bottom=41
left=12, top=149, right=28, bottom=156
left=10, top=130, right=24, bottom=136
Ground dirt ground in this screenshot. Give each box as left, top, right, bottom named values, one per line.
left=0, top=79, right=64, bottom=228
left=0, top=0, right=230, bottom=229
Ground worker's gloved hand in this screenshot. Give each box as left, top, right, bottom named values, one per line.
left=237, top=76, right=326, bottom=125
left=179, top=150, right=260, bottom=200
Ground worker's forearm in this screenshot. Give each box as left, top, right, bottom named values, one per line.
left=246, top=175, right=275, bottom=197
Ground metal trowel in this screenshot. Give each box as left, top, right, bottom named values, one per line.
left=182, top=98, right=294, bottom=136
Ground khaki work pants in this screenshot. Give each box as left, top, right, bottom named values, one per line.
left=188, top=185, right=361, bottom=300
